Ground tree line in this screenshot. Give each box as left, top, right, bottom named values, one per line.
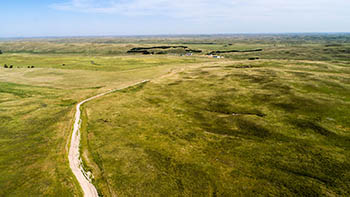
left=3, top=64, right=35, bottom=69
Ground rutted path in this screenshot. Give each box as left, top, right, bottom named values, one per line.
left=68, top=80, right=149, bottom=197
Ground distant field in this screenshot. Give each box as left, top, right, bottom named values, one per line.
left=0, top=53, right=205, bottom=71
left=0, top=34, right=349, bottom=196
left=1, top=38, right=349, bottom=62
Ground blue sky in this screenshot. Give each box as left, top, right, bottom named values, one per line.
left=1, top=0, right=350, bottom=37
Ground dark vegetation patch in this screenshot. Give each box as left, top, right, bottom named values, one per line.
left=180, top=90, right=270, bottom=138
left=59, top=99, right=77, bottom=107
left=324, top=47, right=350, bottom=54
left=272, top=95, right=320, bottom=113
left=2, top=64, right=36, bottom=69
left=194, top=111, right=271, bottom=139
left=0, top=82, right=40, bottom=98
left=273, top=102, right=298, bottom=112
left=167, top=80, right=183, bottom=86
left=127, top=50, right=152, bottom=54
left=202, top=65, right=222, bottom=69
left=130, top=46, right=188, bottom=51
left=0, top=115, right=12, bottom=122
left=205, top=96, right=237, bottom=115
left=262, top=83, right=291, bottom=94
left=127, top=45, right=202, bottom=55
left=232, top=112, right=266, bottom=117
left=145, top=96, right=165, bottom=106
left=255, top=166, right=324, bottom=196
left=199, top=70, right=210, bottom=75
left=203, top=94, right=265, bottom=117
left=235, top=118, right=271, bottom=138
left=269, top=145, right=350, bottom=192
left=291, top=119, right=335, bottom=136
left=89, top=86, right=104, bottom=89
left=208, top=49, right=263, bottom=55
left=127, top=46, right=187, bottom=54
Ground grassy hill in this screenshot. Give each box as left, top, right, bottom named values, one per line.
left=84, top=59, right=350, bottom=196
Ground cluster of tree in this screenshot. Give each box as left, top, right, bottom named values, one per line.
left=127, top=45, right=202, bottom=55
left=3, top=64, right=13, bottom=68
left=127, top=50, right=153, bottom=54
left=128, top=46, right=188, bottom=52
left=3, top=64, right=35, bottom=68
left=0, top=50, right=3, bottom=54
left=207, top=49, right=263, bottom=55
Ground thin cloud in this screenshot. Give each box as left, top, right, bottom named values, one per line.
left=51, top=0, right=254, bottom=18
left=51, top=0, right=350, bottom=19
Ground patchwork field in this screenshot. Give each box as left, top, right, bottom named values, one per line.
left=0, top=34, right=349, bottom=196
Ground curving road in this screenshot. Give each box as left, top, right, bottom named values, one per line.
left=68, top=80, right=149, bottom=197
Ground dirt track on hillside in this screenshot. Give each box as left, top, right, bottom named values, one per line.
left=68, top=80, right=149, bottom=197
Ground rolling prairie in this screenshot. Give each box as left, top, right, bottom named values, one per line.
left=84, top=59, right=350, bottom=196
left=0, top=49, right=207, bottom=196
left=0, top=34, right=349, bottom=196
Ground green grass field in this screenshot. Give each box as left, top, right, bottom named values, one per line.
left=0, top=34, right=349, bottom=196
left=84, top=59, right=350, bottom=196
left=0, top=50, right=209, bottom=196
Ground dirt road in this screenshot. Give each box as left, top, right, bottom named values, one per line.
left=68, top=80, right=149, bottom=197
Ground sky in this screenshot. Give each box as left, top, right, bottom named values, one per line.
left=1, top=0, right=350, bottom=37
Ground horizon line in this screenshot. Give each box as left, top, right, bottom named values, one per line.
left=1, top=32, right=350, bottom=40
